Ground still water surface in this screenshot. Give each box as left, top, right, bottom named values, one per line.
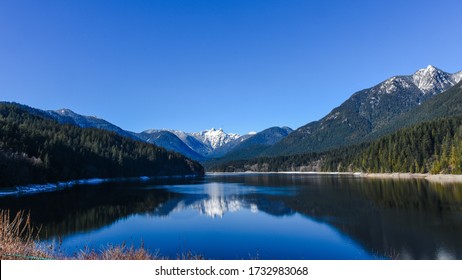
left=1, top=173, right=462, bottom=259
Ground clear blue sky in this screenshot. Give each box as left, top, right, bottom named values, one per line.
left=1, top=0, right=461, bottom=135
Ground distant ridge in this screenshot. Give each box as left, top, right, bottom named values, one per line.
left=47, top=108, right=141, bottom=141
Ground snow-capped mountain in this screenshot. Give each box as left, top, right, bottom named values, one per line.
left=146, top=126, right=295, bottom=161
left=412, top=65, right=461, bottom=95
left=141, top=128, right=245, bottom=158
left=371, top=65, right=461, bottom=97
left=32, top=105, right=295, bottom=161
left=191, top=128, right=241, bottom=150
left=264, top=65, right=462, bottom=156
left=35, top=107, right=259, bottom=161
left=365, top=65, right=461, bottom=110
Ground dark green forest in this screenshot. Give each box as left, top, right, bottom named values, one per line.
left=209, top=115, right=462, bottom=174
left=0, top=103, right=204, bottom=188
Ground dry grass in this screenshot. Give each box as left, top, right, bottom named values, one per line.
left=1, top=209, right=204, bottom=260
left=176, top=250, right=204, bottom=260
left=0, top=210, right=50, bottom=260
left=76, top=243, right=204, bottom=260
left=75, top=242, right=162, bottom=260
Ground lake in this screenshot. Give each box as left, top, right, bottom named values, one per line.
left=1, top=173, right=462, bottom=259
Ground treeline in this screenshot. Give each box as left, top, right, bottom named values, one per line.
left=0, top=104, right=204, bottom=188
left=206, top=152, right=324, bottom=172
left=209, top=115, right=462, bottom=174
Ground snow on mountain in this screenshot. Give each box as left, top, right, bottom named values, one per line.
left=191, top=128, right=241, bottom=150
left=411, top=65, right=457, bottom=95
left=208, top=133, right=255, bottom=158
left=141, top=128, right=244, bottom=158
left=367, top=65, right=461, bottom=99
left=359, top=65, right=462, bottom=113
left=378, top=76, right=414, bottom=94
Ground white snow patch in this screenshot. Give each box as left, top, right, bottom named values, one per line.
left=412, top=65, right=456, bottom=94
left=191, top=128, right=241, bottom=149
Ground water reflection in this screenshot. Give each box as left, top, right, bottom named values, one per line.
left=155, top=182, right=295, bottom=218
left=1, top=174, right=462, bottom=259
left=172, top=183, right=245, bottom=218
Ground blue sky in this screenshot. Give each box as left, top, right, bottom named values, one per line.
left=1, top=0, right=461, bottom=135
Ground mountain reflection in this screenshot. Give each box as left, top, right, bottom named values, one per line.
left=174, top=183, right=246, bottom=218
left=1, top=174, right=462, bottom=259
left=153, top=182, right=294, bottom=218
left=174, top=197, right=246, bottom=218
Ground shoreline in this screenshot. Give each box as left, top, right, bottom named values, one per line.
left=206, top=171, right=462, bottom=183
left=3, top=171, right=461, bottom=198
left=0, top=174, right=201, bottom=197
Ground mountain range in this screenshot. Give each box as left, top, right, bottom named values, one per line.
left=40, top=108, right=241, bottom=160
left=21, top=107, right=293, bottom=162
left=138, top=128, right=245, bottom=161
left=3, top=65, right=461, bottom=169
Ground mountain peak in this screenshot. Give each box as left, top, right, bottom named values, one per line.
left=55, top=108, right=76, bottom=115
left=425, top=64, right=438, bottom=71
left=195, top=128, right=240, bottom=149
left=412, top=65, right=453, bottom=95
left=413, top=65, right=444, bottom=76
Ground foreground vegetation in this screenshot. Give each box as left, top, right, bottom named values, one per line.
left=0, top=210, right=50, bottom=260
left=209, top=115, right=462, bottom=174
left=0, top=103, right=204, bottom=188
left=0, top=210, right=203, bottom=260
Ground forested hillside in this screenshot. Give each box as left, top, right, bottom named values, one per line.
left=0, top=103, right=204, bottom=188
left=209, top=115, right=462, bottom=174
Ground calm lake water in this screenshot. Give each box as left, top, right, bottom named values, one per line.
left=1, top=173, right=462, bottom=259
